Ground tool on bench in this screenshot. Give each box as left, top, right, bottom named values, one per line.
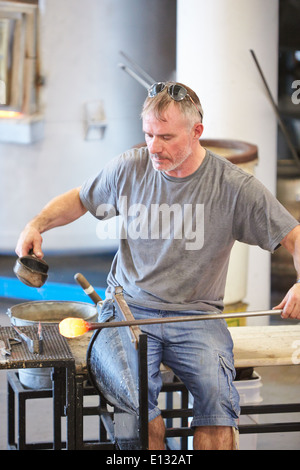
left=0, top=340, right=8, bottom=357
left=0, top=336, right=22, bottom=356
left=12, top=322, right=43, bottom=354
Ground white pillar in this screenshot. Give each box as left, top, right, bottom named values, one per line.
left=177, top=0, right=279, bottom=321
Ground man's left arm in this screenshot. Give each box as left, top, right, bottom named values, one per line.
left=274, top=225, right=300, bottom=319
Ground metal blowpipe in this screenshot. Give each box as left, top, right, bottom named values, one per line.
left=59, top=309, right=283, bottom=338
left=84, top=309, right=283, bottom=330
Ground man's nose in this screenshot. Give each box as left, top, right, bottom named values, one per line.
left=148, top=136, right=163, bottom=154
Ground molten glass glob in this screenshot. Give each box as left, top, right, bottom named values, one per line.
left=59, top=317, right=89, bottom=338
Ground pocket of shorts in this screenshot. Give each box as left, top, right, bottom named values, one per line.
left=218, top=354, right=240, bottom=419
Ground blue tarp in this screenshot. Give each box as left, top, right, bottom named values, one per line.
left=0, top=276, right=106, bottom=303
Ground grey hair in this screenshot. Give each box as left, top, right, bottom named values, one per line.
left=141, top=81, right=203, bottom=127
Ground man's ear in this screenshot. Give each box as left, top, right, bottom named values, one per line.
left=193, top=122, right=204, bottom=140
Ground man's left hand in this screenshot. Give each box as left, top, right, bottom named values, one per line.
left=274, top=282, right=300, bottom=320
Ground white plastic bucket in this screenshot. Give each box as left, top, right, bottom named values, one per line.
left=235, top=371, right=263, bottom=450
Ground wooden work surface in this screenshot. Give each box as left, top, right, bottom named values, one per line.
left=66, top=324, right=300, bottom=375
left=229, top=324, right=300, bottom=368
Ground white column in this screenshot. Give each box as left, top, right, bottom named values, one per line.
left=177, top=0, right=279, bottom=322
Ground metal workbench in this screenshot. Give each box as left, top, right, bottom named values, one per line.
left=0, top=325, right=76, bottom=450
left=1, top=323, right=300, bottom=450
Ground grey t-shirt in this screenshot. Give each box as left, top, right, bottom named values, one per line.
left=80, top=147, right=298, bottom=312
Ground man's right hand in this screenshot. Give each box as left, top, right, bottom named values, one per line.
left=15, top=225, right=44, bottom=258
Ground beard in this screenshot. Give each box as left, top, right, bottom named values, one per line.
left=150, top=151, right=191, bottom=173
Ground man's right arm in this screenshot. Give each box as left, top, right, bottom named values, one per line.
left=15, top=187, right=87, bottom=258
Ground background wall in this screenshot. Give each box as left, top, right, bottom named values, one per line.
left=0, top=0, right=176, bottom=252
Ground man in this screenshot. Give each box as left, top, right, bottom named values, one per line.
left=16, top=82, right=300, bottom=450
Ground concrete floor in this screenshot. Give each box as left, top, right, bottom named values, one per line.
left=0, top=254, right=299, bottom=450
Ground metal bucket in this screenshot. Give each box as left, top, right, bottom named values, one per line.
left=7, top=301, right=97, bottom=389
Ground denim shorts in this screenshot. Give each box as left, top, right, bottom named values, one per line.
left=100, top=301, right=240, bottom=429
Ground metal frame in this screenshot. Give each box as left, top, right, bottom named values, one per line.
left=160, top=384, right=300, bottom=446
left=83, top=329, right=148, bottom=449
left=6, top=366, right=300, bottom=450
left=7, top=369, right=68, bottom=450
left=112, top=287, right=148, bottom=449
left=1, top=325, right=76, bottom=449
left=2, top=318, right=300, bottom=450
left=72, top=373, right=115, bottom=450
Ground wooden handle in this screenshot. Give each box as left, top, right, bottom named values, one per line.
left=74, top=273, right=103, bottom=305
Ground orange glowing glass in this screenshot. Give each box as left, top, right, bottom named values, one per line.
left=59, top=317, right=89, bottom=338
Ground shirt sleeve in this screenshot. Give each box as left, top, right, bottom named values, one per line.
left=232, top=175, right=299, bottom=252
left=79, top=156, right=120, bottom=219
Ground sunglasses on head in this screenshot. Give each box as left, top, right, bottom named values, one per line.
left=148, top=82, right=203, bottom=120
